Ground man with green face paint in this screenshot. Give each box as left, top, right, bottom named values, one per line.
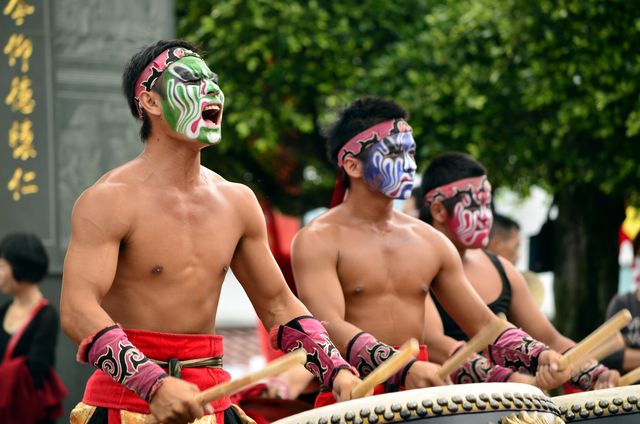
left=61, top=40, right=363, bottom=424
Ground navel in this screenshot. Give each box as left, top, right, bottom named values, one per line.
left=151, top=265, right=163, bottom=274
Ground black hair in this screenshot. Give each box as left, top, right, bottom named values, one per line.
left=419, top=152, right=487, bottom=224
left=490, top=213, right=521, bottom=240
left=324, top=97, right=408, bottom=189
left=122, top=39, right=201, bottom=142
left=0, top=232, right=49, bottom=283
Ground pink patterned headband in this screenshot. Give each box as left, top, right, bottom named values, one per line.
left=133, top=47, right=201, bottom=118
left=336, top=118, right=412, bottom=167
left=423, top=176, right=488, bottom=207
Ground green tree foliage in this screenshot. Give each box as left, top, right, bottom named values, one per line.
left=178, top=0, right=640, bottom=337
left=177, top=0, right=431, bottom=213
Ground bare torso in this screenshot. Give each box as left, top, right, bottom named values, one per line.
left=91, top=159, right=245, bottom=334
left=304, top=208, right=441, bottom=345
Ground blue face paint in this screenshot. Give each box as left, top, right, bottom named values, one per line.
left=362, top=132, right=417, bottom=199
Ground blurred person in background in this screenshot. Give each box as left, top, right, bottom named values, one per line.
left=0, top=232, right=67, bottom=423
left=603, top=236, right=640, bottom=373
left=487, top=213, right=545, bottom=309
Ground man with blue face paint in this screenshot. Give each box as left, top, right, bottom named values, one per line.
left=293, top=97, right=573, bottom=406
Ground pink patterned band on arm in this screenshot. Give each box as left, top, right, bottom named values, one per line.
left=488, top=327, right=548, bottom=375
left=270, top=316, right=357, bottom=390
left=570, top=359, right=608, bottom=391
left=77, top=325, right=168, bottom=401
left=346, top=332, right=416, bottom=387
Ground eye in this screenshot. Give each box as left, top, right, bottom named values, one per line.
left=173, top=66, right=201, bottom=83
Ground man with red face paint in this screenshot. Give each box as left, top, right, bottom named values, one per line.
left=60, top=40, right=362, bottom=424
left=292, top=98, right=572, bottom=406
left=420, top=151, right=619, bottom=391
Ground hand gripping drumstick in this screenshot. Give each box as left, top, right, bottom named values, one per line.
left=437, top=317, right=510, bottom=380
left=619, top=365, right=640, bottom=386
left=350, top=339, right=419, bottom=399
left=558, top=309, right=632, bottom=371
left=145, top=349, right=307, bottom=424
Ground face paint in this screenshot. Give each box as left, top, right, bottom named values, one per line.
left=444, top=178, right=493, bottom=248
left=160, top=56, right=224, bottom=144
left=361, top=131, right=417, bottom=199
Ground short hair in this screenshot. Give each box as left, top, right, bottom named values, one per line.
left=419, top=152, right=487, bottom=224
left=122, top=39, right=202, bottom=142
left=0, top=232, right=49, bottom=283
left=325, top=97, right=408, bottom=165
left=491, top=213, right=521, bottom=240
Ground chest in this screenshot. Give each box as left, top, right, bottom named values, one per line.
left=336, top=228, right=435, bottom=297
left=119, top=189, right=243, bottom=273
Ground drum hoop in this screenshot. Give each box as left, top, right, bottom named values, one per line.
left=554, top=388, right=640, bottom=421
left=274, top=386, right=562, bottom=424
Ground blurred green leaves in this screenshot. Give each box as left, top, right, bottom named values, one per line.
left=177, top=0, right=640, bottom=212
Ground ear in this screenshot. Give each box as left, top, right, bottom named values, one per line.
left=430, top=200, right=449, bottom=224
left=138, top=91, right=164, bottom=118
left=342, top=155, right=363, bottom=179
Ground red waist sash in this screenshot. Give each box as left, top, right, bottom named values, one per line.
left=83, top=329, right=231, bottom=417
left=315, top=344, right=429, bottom=407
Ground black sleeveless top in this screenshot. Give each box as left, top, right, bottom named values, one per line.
left=432, top=250, right=512, bottom=341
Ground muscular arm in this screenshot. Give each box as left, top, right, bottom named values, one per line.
left=229, top=186, right=308, bottom=330
left=503, top=259, right=574, bottom=353
left=60, top=184, right=129, bottom=343
left=291, top=225, right=361, bottom=355
left=430, top=235, right=501, bottom=338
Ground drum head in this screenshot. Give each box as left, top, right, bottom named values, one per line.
left=553, top=385, right=640, bottom=422
left=274, top=383, right=563, bottom=423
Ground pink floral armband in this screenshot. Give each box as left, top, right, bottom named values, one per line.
left=488, top=327, right=548, bottom=375
left=346, top=332, right=416, bottom=387
left=570, top=359, right=608, bottom=391
left=77, top=325, right=168, bottom=401
left=449, top=347, right=513, bottom=383
left=270, top=316, right=357, bottom=390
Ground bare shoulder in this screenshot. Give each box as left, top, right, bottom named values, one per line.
left=400, top=212, right=451, bottom=249
left=71, top=162, right=141, bottom=234
left=292, top=208, right=341, bottom=255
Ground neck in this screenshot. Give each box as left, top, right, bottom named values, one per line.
left=433, top=221, right=468, bottom=258
left=141, top=129, right=206, bottom=187
left=342, top=182, right=395, bottom=222
left=13, top=284, right=43, bottom=307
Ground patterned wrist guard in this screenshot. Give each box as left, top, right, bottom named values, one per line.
left=570, top=359, right=608, bottom=391
left=449, top=345, right=513, bottom=384
left=77, top=325, right=168, bottom=401
left=488, top=327, right=548, bottom=375
left=346, top=332, right=415, bottom=386
left=271, top=316, right=356, bottom=389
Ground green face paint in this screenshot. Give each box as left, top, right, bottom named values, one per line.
left=160, top=56, right=224, bottom=144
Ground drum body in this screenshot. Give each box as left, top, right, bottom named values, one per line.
left=553, top=386, right=640, bottom=423
left=274, top=383, right=563, bottom=424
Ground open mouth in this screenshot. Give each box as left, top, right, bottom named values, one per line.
left=202, top=103, right=222, bottom=127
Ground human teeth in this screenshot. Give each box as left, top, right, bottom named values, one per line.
left=204, top=104, right=220, bottom=111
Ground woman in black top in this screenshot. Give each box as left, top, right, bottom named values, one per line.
left=0, top=232, right=67, bottom=423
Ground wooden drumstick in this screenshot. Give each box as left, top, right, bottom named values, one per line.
left=558, top=309, right=632, bottom=371
left=619, top=365, right=640, bottom=386
left=437, top=317, right=510, bottom=380
left=350, top=338, right=419, bottom=399
left=573, top=332, right=625, bottom=370
left=144, top=349, right=307, bottom=424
